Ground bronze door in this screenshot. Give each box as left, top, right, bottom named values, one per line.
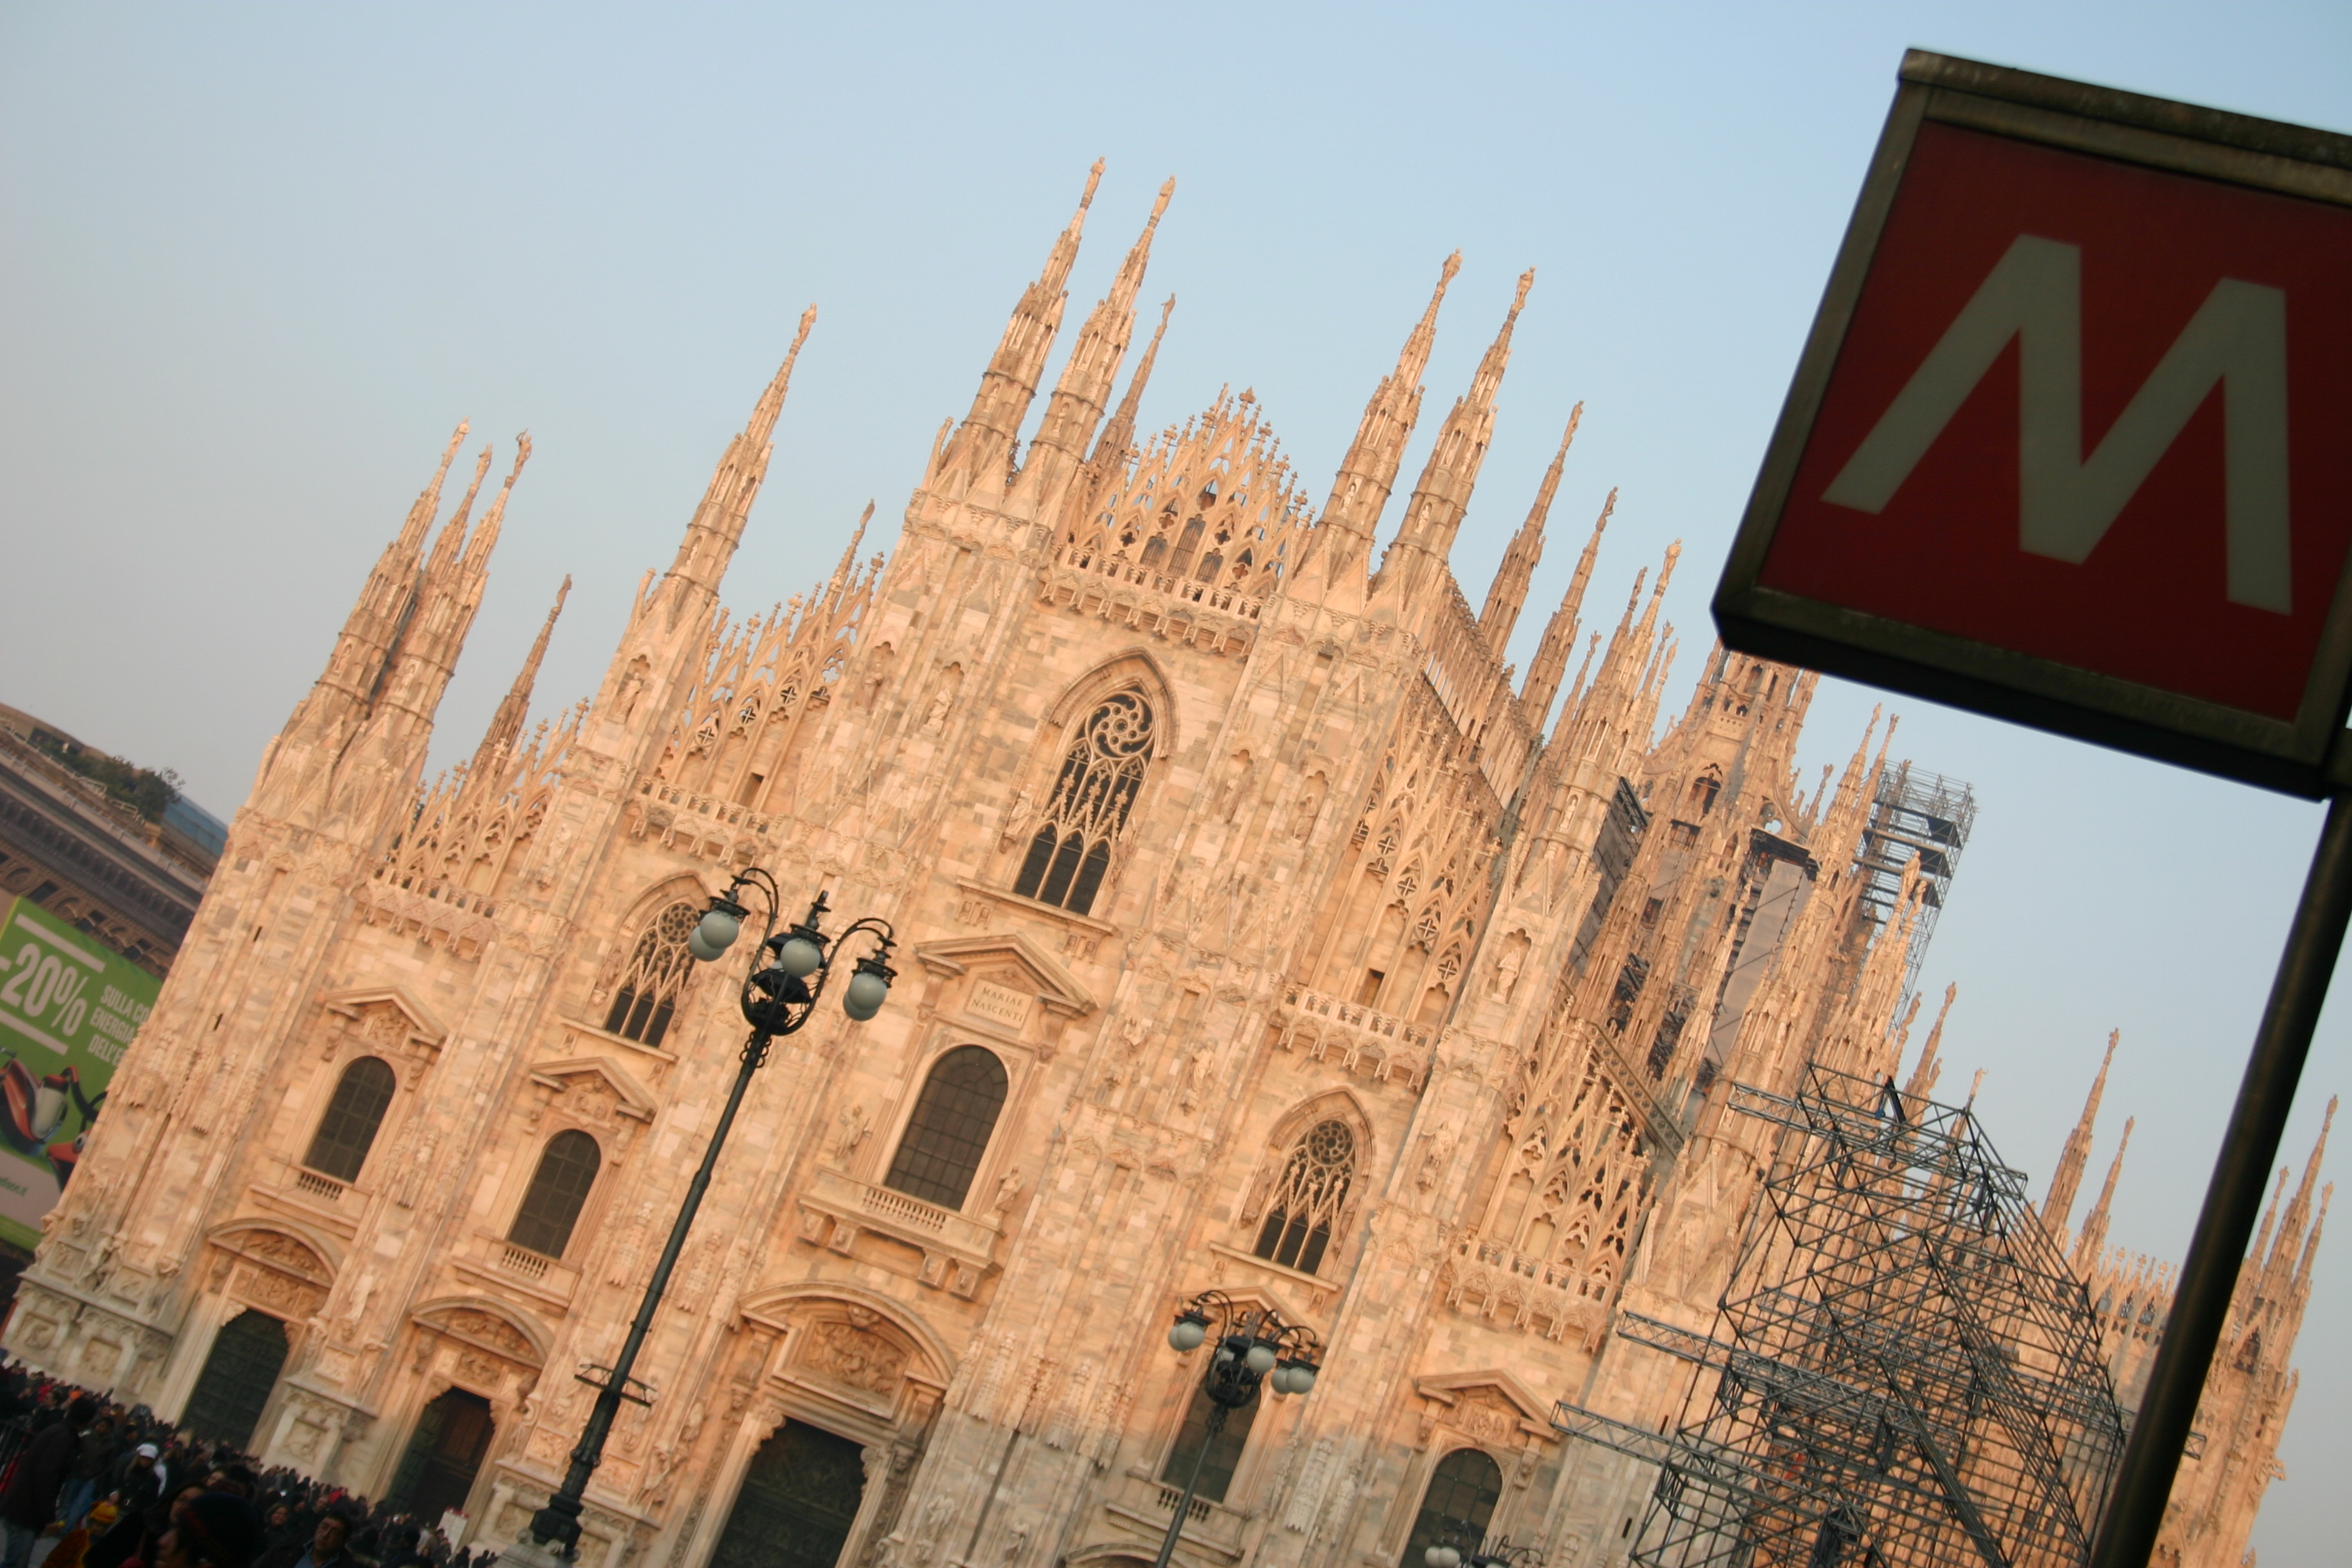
left=708, top=1420, right=867, bottom=1568
left=180, top=1310, right=289, bottom=1449
left=386, top=1388, right=495, bottom=1522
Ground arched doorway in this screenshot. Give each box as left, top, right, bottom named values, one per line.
left=710, top=1420, right=867, bottom=1568
left=181, top=1309, right=289, bottom=1449
left=386, top=1388, right=495, bottom=1521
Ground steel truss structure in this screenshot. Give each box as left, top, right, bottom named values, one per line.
left=1555, top=1066, right=2126, bottom=1568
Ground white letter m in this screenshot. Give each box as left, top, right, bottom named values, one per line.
left=1824, top=235, right=2292, bottom=613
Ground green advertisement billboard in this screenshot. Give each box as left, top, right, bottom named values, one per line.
left=0, top=897, right=155, bottom=1250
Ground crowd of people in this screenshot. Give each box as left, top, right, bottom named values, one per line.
left=0, top=1367, right=499, bottom=1568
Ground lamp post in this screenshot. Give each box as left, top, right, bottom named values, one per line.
left=522, top=872, right=896, bottom=1558
left=1422, top=1526, right=1543, bottom=1568
left=1151, top=1289, right=1321, bottom=1568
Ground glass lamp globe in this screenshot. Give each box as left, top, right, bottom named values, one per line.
left=777, top=934, right=825, bottom=978
left=1426, top=1547, right=1462, bottom=1568
left=1288, top=1364, right=1315, bottom=1395
left=1245, top=1343, right=1278, bottom=1376
left=1168, top=1316, right=1207, bottom=1352
left=695, top=907, right=740, bottom=953
left=687, top=928, right=726, bottom=963
left=842, top=967, right=890, bottom=1021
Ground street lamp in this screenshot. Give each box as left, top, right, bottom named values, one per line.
left=1423, top=1524, right=1544, bottom=1568
left=524, top=872, right=895, bottom=1558
left=1151, top=1290, right=1321, bottom=1568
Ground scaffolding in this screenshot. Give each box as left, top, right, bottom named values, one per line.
left=1554, top=1065, right=2126, bottom=1568
left=1853, top=766, right=1975, bottom=996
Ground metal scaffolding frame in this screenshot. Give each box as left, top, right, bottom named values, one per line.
left=1854, top=765, right=1975, bottom=997
left=1556, top=1065, right=2126, bottom=1568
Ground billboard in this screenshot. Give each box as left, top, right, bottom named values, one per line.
left=0, top=897, right=155, bottom=1250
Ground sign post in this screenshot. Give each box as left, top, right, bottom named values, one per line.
left=1713, top=51, right=2352, bottom=1568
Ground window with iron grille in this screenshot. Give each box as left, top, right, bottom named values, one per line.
left=884, top=1047, right=1008, bottom=1210
left=1253, top=1119, right=1355, bottom=1275
left=303, top=1056, right=396, bottom=1182
left=1011, top=691, right=1152, bottom=916
left=1401, top=1448, right=1503, bottom=1567
left=605, top=902, right=699, bottom=1046
left=1158, top=1374, right=1263, bottom=1504
left=508, top=1129, right=601, bottom=1258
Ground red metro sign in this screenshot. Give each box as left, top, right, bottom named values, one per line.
left=1717, top=54, right=2352, bottom=795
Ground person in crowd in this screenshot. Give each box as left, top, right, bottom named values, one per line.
left=154, top=1494, right=263, bottom=1568
left=85, top=1446, right=165, bottom=1568
left=64, top=1413, right=123, bottom=1531
left=2, top=1396, right=94, bottom=1568
left=371, top=1523, right=423, bottom=1568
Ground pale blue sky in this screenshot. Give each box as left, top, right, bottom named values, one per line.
left=4, top=4, right=2347, bottom=1560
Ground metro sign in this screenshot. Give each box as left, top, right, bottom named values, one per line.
left=1717, top=53, right=2352, bottom=795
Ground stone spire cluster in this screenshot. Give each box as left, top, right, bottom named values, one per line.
left=253, top=424, right=531, bottom=838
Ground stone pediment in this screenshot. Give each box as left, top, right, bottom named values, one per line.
left=319, top=985, right=447, bottom=1053
left=527, top=1057, right=657, bottom=1122
left=410, top=1295, right=550, bottom=1367
left=1413, top=1367, right=1558, bottom=1442
left=913, top=934, right=1096, bottom=1019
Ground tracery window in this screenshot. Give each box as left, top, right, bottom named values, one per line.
left=1012, top=691, right=1153, bottom=916
left=302, top=1056, right=395, bottom=1182
left=884, top=1047, right=1009, bottom=1210
left=605, top=902, right=699, bottom=1046
left=508, top=1129, right=600, bottom=1259
left=1253, top=1119, right=1356, bottom=1275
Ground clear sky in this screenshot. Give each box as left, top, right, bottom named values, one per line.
left=4, top=3, right=2347, bottom=1560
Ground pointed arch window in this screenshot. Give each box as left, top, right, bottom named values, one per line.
left=1012, top=691, right=1153, bottom=916
left=508, top=1129, right=601, bottom=1259
left=303, top=1057, right=396, bottom=1182
left=1254, top=1119, right=1357, bottom=1275
left=884, top=1047, right=1009, bottom=1210
left=605, top=902, right=699, bottom=1046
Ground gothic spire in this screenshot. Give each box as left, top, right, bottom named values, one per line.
left=428, top=445, right=495, bottom=576
left=1302, top=252, right=1460, bottom=601
left=2073, top=1116, right=2132, bottom=1267
left=472, top=574, right=569, bottom=780
left=1060, top=294, right=1173, bottom=538
left=2045, top=1030, right=2118, bottom=1236
left=2262, top=1095, right=2335, bottom=1297
left=1018, top=177, right=1172, bottom=510
left=466, top=433, right=531, bottom=571
left=1481, top=402, right=1579, bottom=652
left=397, top=420, right=470, bottom=555
left=1904, top=982, right=1955, bottom=1102
left=666, top=306, right=818, bottom=606
left=938, top=162, right=1103, bottom=488
left=1374, top=268, right=1534, bottom=612
left=1522, top=483, right=1612, bottom=728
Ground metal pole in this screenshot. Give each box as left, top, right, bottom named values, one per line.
left=527, top=1028, right=772, bottom=1555
left=2088, top=792, right=2352, bottom=1568
left=1150, top=1400, right=1228, bottom=1568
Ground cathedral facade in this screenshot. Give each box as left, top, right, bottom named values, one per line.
left=2, top=167, right=2324, bottom=1568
